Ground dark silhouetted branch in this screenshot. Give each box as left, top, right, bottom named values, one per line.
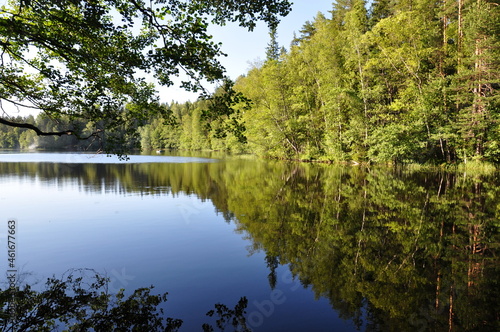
left=0, top=117, right=102, bottom=139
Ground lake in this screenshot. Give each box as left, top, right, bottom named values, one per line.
left=0, top=151, right=499, bottom=331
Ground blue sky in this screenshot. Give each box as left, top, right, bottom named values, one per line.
left=160, top=1, right=335, bottom=103
left=213, top=1, right=334, bottom=80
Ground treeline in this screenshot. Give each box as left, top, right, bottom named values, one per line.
left=137, top=99, right=248, bottom=153
left=0, top=114, right=102, bottom=151
left=142, top=0, right=500, bottom=164
left=0, top=101, right=247, bottom=153
left=4, top=0, right=499, bottom=164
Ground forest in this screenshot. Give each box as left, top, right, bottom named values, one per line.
left=2, top=0, right=499, bottom=164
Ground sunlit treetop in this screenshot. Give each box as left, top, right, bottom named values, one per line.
left=0, top=0, right=291, bottom=154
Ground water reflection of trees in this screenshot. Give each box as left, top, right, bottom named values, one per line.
left=1, top=268, right=249, bottom=332
left=225, top=166, right=500, bottom=331
left=1, top=160, right=498, bottom=330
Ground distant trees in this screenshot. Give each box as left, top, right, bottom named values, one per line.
left=0, top=114, right=104, bottom=151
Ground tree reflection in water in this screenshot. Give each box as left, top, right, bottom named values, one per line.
left=0, top=158, right=498, bottom=331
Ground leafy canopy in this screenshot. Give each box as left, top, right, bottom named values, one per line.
left=0, top=0, right=291, bottom=153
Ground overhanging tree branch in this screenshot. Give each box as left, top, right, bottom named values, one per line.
left=0, top=117, right=102, bottom=139
left=0, top=0, right=292, bottom=155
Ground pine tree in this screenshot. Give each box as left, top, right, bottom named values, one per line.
left=266, top=27, right=281, bottom=61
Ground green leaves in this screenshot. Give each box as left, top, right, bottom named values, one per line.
left=218, top=0, right=499, bottom=164
left=0, top=0, right=292, bottom=155
left=186, top=0, right=291, bottom=31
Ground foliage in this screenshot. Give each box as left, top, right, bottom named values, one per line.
left=151, top=0, right=500, bottom=165
left=3, top=0, right=499, bottom=164
left=0, top=0, right=292, bottom=155
left=0, top=114, right=109, bottom=151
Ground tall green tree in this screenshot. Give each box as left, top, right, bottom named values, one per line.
left=451, top=0, right=500, bottom=162
left=266, top=27, right=281, bottom=61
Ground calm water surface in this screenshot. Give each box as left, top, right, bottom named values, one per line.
left=0, top=152, right=499, bottom=331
